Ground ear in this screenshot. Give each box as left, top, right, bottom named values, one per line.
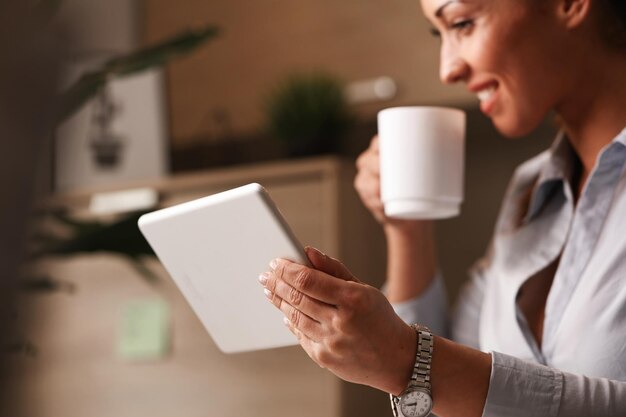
left=556, top=0, right=592, bottom=29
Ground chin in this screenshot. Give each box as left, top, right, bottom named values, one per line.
left=490, top=113, right=543, bottom=139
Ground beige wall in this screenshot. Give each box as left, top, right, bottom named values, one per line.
left=142, top=0, right=472, bottom=147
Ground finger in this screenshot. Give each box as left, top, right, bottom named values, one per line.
left=354, top=174, right=386, bottom=222
left=264, top=289, right=322, bottom=342
left=283, top=317, right=301, bottom=339
left=356, top=149, right=380, bottom=175
left=354, top=172, right=381, bottom=200
left=371, top=135, right=379, bottom=152
left=270, top=259, right=344, bottom=305
left=263, top=271, right=333, bottom=322
left=367, top=198, right=385, bottom=217
left=363, top=150, right=381, bottom=175
left=305, top=247, right=359, bottom=283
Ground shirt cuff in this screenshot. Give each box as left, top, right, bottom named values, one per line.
left=383, top=272, right=448, bottom=337
left=482, top=351, right=563, bottom=417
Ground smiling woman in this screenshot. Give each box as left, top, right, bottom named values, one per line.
left=259, top=0, right=626, bottom=416
left=428, top=0, right=593, bottom=139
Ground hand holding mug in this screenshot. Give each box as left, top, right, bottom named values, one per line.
left=354, top=135, right=387, bottom=224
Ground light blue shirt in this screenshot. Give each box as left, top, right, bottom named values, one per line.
left=391, top=128, right=626, bottom=416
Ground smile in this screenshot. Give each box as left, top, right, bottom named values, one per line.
left=475, top=83, right=499, bottom=115
left=477, top=86, right=496, bottom=102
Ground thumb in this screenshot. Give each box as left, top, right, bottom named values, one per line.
left=305, top=246, right=359, bottom=282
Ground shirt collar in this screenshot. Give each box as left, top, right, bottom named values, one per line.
left=613, top=126, right=626, bottom=147
left=524, top=126, right=626, bottom=224
left=523, top=131, right=578, bottom=224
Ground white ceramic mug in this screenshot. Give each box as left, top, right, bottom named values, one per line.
left=378, top=106, right=466, bottom=220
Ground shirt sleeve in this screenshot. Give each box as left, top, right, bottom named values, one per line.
left=384, top=264, right=488, bottom=345
left=384, top=272, right=449, bottom=337
left=450, top=264, right=487, bottom=350
left=482, top=351, right=626, bottom=417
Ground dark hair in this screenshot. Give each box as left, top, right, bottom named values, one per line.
left=599, top=0, right=626, bottom=48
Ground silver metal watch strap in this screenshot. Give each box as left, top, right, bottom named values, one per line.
left=410, top=324, right=433, bottom=392
left=390, top=324, right=434, bottom=417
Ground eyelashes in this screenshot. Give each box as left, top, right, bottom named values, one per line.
left=428, top=19, right=474, bottom=38
left=429, top=27, right=441, bottom=38
left=450, top=19, right=474, bottom=32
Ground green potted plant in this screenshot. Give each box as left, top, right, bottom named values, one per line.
left=264, top=72, right=354, bottom=157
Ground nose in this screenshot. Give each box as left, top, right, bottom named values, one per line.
left=439, top=41, right=469, bottom=85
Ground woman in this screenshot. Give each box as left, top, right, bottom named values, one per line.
left=259, top=0, right=626, bottom=415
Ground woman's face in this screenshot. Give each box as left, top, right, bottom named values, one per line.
left=421, top=0, right=573, bottom=137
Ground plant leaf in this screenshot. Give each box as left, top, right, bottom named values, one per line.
left=56, top=25, right=219, bottom=124
left=102, top=26, right=219, bottom=77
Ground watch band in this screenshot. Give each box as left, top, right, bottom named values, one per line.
left=390, top=324, right=434, bottom=417
left=411, top=324, right=433, bottom=392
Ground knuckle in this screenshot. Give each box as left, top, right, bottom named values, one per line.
left=345, top=287, right=364, bottom=309
left=289, top=307, right=301, bottom=327
left=354, top=176, right=368, bottom=197
left=292, top=327, right=303, bottom=341
left=356, top=152, right=367, bottom=169
left=294, top=267, right=313, bottom=291
left=314, top=348, right=333, bottom=367
left=289, top=286, right=304, bottom=307
left=354, top=176, right=372, bottom=199
left=266, top=274, right=277, bottom=293
left=326, top=334, right=344, bottom=354
left=339, top=305, right=357, bottom=324
left=340, top=287, right=368, bottom=319
left=275, top=262, right=286, bottom=282
left=330, top=313, right=344, bottom=331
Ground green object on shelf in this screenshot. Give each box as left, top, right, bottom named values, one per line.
left=117, top=299, right=170, bottom=360
left=264, top=72, right=354, bottom=157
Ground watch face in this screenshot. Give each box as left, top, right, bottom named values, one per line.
left=399, top=389, right=432, bottom=417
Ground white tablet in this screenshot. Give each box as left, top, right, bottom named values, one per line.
left=138, top=183, right=306, bottom=353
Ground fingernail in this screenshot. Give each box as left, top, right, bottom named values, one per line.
left=269, top=259, right=278, bottom=270
left=264, top=288, right=272, bottom=299
left=283, top=317, right=291, bottom=326
left=307, top=246, right=325, bottom=256
left=258, top=272, right=269, bottom=285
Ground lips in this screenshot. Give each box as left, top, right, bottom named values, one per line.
left=477, top=86, right=496, bottom=102
left=470, top=81, right=499, bottom=115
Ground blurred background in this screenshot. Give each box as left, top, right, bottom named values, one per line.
left=0, top=1, right=555, bottom=416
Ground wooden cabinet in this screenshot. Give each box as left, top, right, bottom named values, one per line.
left=2, top=157, right=390, bottom=417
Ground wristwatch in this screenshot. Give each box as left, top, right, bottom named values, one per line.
left=390, top=324, right=434, bottom=417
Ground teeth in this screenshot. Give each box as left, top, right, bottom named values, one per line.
left=477, top=86, right=496, bottom=102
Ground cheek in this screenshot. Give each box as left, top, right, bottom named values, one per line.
left=499, top=55, right=562, bottom=136
left=491, top=71, right=554, bottom=137
left=478, top=27, right=560, bottom=136
left=499, top=79, right=568, bottom=141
